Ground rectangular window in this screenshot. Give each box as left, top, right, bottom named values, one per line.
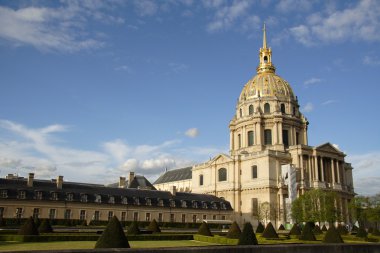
left=145, top=213, right=151, bottom=222
left=51, top=192, right=58, bottom=201
left=252, top=165, right=258, bottom=179
left=95, top=194, right=101, bottom=203
left=109, top=196, right=115, bottom=204
left=80, top=210, right=86, bottom=220
left=158, top=213, right=163, bottom=222
left=93, top=211, right=100, bottom=221
left=49, top=209, right=56, bottom=220
left=133, top=212, right=138, bottom=221
left=18, top=191, right=26, bottom=199
left=181, top=214, right=186, bottom=223
left=16, top=208, right=23, bottom=219
left=251, top=198, right=258, bottom=216
left=192, top=214, right=197, bottom=223
left=238, top=134, right=241, bottom=148
left=66, top=193, right=73, bottom=201
left=170, top=213, right=175, bottom=223
left=0, top=190, right=7, bottom=198
left=81, top=194, right=87, bottom=203
left=248, top=131, right=254, bottom=146
left=264, top=129, right=272, bottom=145
left=199, top=174, right=203, bottom=186
left=121, top=212, right=126, bottom=222
left=35, top=191, right=43, bottom=200
left=202, top=214, right=207, bottom=220
left=212, top=215, right=216, bottom=220
left=33, top=208, right=40, bottom=219
left=221, top=215, right=226, bottom=220
left=283, top=129, right=289, bottom=147
left=108, top=211, right=113, bottom=220
left=64, top=209, right=71, bottom=220
left=296, top=132, right=300, bottom=145
left=146, top=198, right=151, bottom=206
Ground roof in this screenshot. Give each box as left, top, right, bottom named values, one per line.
left=0, top=176, right=232, bottom=211
left=153, top=167, right=192, bottom=184
left=129, top=175, right=156, bottom=190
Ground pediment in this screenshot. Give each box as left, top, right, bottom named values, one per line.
left=315, top=142, right=342, bottom=154
left=210, top=153, right=232, bottom=164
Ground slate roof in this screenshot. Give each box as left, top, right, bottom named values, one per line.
left=0, top=176, right=232, bottom=211
left=153, top=167, right=192, bottom=184
left=106, top=175, right=156, bottom=190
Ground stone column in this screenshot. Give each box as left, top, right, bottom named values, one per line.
left=320, top=157, right=325, bottom=182
left=308, top=155, right=312, bottom=183
left=331, top=158, right=335, bottom=184
left=278, top=122, right=283, bottom=145
left=300, top=155, right=304, bottom=190
left=242, top=126, right=246, bottom=148
left=336, top=160, right=341, bottom=184
left=289, top=127, right=294, bottom=146
left=230, top=131, right=234, bottom=152
left=256, top=122, right=262, bottom=146
left=314, top=156, right=319, bottom=181
left=273, top=122, right=278, bottom=145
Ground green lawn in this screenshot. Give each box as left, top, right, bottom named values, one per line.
left=0, top=240, right=219, bottom=252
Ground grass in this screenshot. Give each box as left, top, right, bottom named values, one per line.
left=0, top=240, right=219, bottom=252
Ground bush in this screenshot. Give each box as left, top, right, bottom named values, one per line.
left=356, top=227, right=368, bottom=238
left=299, top=222, right=316, bottom=241
left=34, top=218, right=41, bottom=228
left=80, top=220, right=87, bottom=226
left=38, top=219, right=53, bottom=233
left=262, top=222, right=278, bottom=239
left=313, top=225, right=322, bottom=235
left=289, top=224, right=301, bottom=236
left=18, top=217, right=39, bottom=236
left=278, top=224, right=285, bottom=230
left=256, top=222, right=264, bottom=233
left=127, top=221, right=141, bottom=235
left=351, top=225, right=358, bottom=232
left=147, top=219, right=161, bottom=233
left=197, top=222, right=212, bottom=236
left=372, top=228, right=380, bottom=236
left=337, top=224, right=348, bottom=235
left=321, top=224, right=328, bottom=231
left=226, top=221, right=241, bottom=239
left=238, top=222, right=258, bottom=245
left=95, top=216, right=129, bottom=248
left=323, top=225, right=344, bottom=243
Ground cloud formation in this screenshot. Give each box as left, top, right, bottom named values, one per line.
left=185, top=128, right=199, bottom=138
left=304, top=77, right=322, bottom=87
left=301, top=102, right=314, bottom=113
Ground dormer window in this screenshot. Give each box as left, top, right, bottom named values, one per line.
left=1, top=190, right=8, bottom=198
left=202, top=202, right=208, bottom=209
left=134, top=197, right=140, bottom=205
left=170, top=199, right=176, bottom=208
left=18, top=191, right=26, bottom=199
left=220, top=202, right=226, bottom=210
left=122, top=197, right=128, bottom=205
left=192, top=201, right=198, bottom=209
left=51, top=192, right=58, bottom=201
left=94, top=194, right=101, bottom=203
left=181, top=200, right=187, bottom=208
left=146, top=198, right=151, bottom=206
left=15, top=207, right=23, bottom=218
left=108, top=196, right=115, bottom=204
left=66, top=193, right=74, bottom=201
left=158, top=199, right=164, bottom=206
left=212, top=202, right=218, bottom=210
left=81, top=194, right=88, bottom=203
left=35, top=191, right=43, bottom=200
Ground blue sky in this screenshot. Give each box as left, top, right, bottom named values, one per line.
left=0, top=0, right=379, bottom=195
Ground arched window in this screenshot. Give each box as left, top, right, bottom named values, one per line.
left=218, top=168, right=227, bottom=182
left=238, top=134, right=241, bottom=148
left=264, top=129, right=272, bottom=145
left=239, top=108, right=242, bottom=117
left=248, top=131, right=254, bottom=146
left=249, top=105, right=254, bottom=115
left=280, top=103, right=285, bottom=114
left=199, top=174, right=204, bottom=186
left=264, top=56, right=268, bottom=63
left=264, top=103, right=270, bottom=114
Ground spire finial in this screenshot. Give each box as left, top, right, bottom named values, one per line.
left=263, top=23, right=267, bottom=49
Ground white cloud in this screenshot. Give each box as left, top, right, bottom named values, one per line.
left=304, top=77, right=322, bottom=87
left=133, top=0, right=158, bottom=16
left=290, top=0, right=380, bottom=45
left=301, top=102, right=314, bottom=113
left=276, top=0, right=314, bottom=13
left=0, top=2, right=124, bottom=52
left=168, top=62, right=189, bottom=73
left=115, top=65, right=132, bottom=73
left=363, top=55, right=380, bottom=66
left=322, top=100, right=338, bottom=106
left=185, top=128, right=199, bottom=138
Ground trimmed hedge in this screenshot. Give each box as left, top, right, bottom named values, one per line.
left=127, top=221, right=141, bottom=235
left=197, top=222, right=212, bottom=236
left=299, top=222, right=316, bottom=241
left=18, top=217, right=39, bottom=236
left=256, top=222, right=265, bottom=233
left=356, top=227, right=368, bottom=238
left=38, top=219, right=53, bottom=233
left=238, top=222, right=258, bottom=245
left=278, top=224, right=285, bottom=230
left=337, top=224, right=348, bottom=235
left=95, top=216, right=130, bottom=248
left=226, top=221, right=241, bottom=239
left=289, top=224, right=301, bottom=236
left=323, top=225, right=344, bottom=243
left=147, top=219, right=161, bottom=233
left=194, top=234, right=237, bottom=245
left=321, top=224, right=328, bottom=232
left=313, top=225, right=322, bottom=235
left=262, top=222, right=278, bottom=239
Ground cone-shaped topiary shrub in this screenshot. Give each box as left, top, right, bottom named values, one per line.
left=262, top=222, right=279, bottom=239
left=322, top=224, right=328, bottom=231
left=337, top=224, right=348, bottom=235
left=197, top=222, right=212, bottom=236
left=18, top=216, right=39, bottom=235
left=38, top=219, right=53, bottom=233
left=256, top=222, right=264, bottom=233
left=351, top=225, right=358, bottom=232
left=313, top=225, right=322, bottom=235
left=356, top=227, right=368, bottom=238
left=372, top=228, right=380, bottom=236
left=226, top=221, right=241, bottom=239
left=323, top=225, right=344, bottom=243
left=147, top=219, right=161, bottom=233
left=127, top=221, right=141, bottom=235
left=278, top=224, right=285, bottom=230
left=238, top=222, right=258, bottom=245
left=299, top=222, right=316, bottom=241
left=289, top=223, right=301, bottom=236
left=95, top=216, right=129, bottom=248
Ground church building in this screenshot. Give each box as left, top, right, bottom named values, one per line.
left=154, top=25, right=355, bottom=227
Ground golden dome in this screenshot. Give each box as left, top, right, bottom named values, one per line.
left=239, top=72, right=295, bottom=101
left=239, top=24, right=296, bottom=102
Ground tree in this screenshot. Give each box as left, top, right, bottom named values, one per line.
left=18, top=217, right=39, bottom=236
left=127, top=221, right=141, bottom=235
left=147, top=219, right=161, bottom=233
left=95, top=216, right=129, bottom=248
left=197, top=222, right=212, bottom=236
left=238, top=222, right=258, bottom=245
left=226, top=221, right=241, bottom=239
left=258, top=202, right=278, bottom=225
